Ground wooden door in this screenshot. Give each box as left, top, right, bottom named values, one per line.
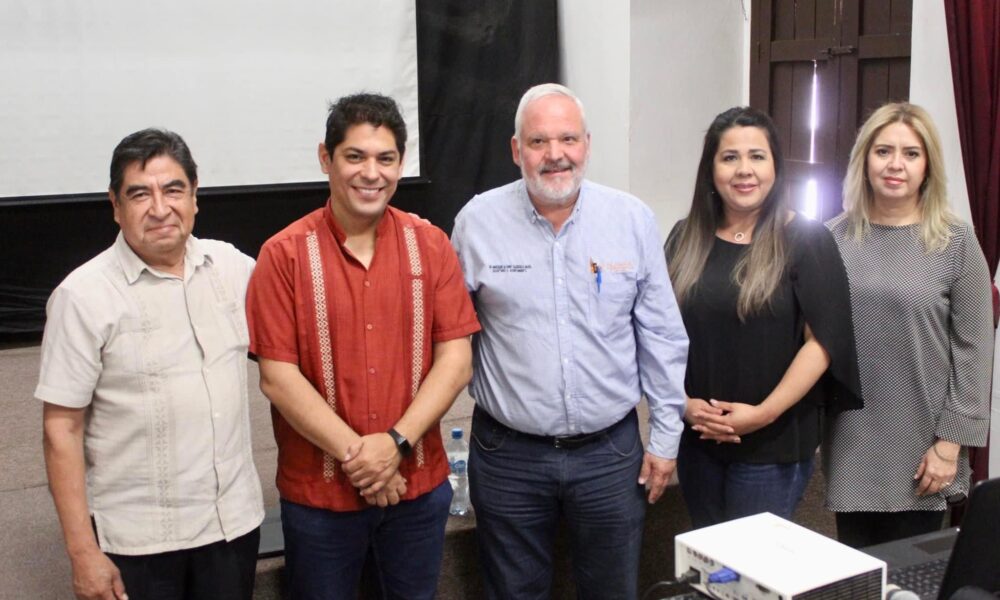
left=751, top=0, right=912, bottom=221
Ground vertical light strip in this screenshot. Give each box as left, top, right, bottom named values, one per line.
left=803, top=61, right=820, bottom=220
left=809, top=61, right=819, bottom=164
left=804, top=180, right=819, bottom=221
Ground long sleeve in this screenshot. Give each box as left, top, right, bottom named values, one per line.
left=634, top=213, right=688, bottom=459
left=790, top=222, right=862, bottom=414
left=936, top=225, right=993, bottom=446
left=826, top=219, right=994, bottom=510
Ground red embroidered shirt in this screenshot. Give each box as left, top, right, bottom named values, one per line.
left=246, top=205, right=480, bottom=511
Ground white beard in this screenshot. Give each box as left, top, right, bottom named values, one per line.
left=522, top=160, right=586, bottom=207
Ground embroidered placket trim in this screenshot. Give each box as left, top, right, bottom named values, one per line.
left=306, top=231, right=339, bottom=481
left=403, top=226, right=427, bottom=467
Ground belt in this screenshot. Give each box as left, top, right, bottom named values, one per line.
left=475, top=406, right=633, bottom=450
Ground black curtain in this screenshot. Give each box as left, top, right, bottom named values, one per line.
left=0, top=1, right=559, bottom=338
left=409, top=0, right=560, bottom=231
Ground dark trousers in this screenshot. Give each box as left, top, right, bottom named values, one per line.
left=469, top=407, right=646, bottom=600
left=835, top=510, right=946, bottom=548
left=280, top=481, right=452, bottom=600
left=107, top=527, right=260, bottom=600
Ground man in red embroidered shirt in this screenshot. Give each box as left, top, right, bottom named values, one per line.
left=245, top=93, right=480, bottom=600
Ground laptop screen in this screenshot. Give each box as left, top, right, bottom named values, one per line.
left=938, top=477, right=1000, bottom=599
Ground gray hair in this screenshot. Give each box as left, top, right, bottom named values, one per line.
left=513, top=83, right=588, bottom=140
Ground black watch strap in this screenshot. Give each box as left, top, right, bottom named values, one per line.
left=387, top=428, right=412, bottom=457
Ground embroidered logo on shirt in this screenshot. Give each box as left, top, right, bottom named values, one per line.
left=489, top=264, right=532, bottom=273
left=599, top=261, right=635, bottom=273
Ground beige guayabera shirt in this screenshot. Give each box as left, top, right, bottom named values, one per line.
left=36, top=233, right=264, bottom=555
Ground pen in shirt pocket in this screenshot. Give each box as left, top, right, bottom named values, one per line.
left=589, top=258, right=602, bottom=293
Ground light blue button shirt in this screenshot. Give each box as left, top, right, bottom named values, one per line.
left=451, top=179, right=688, bottom=458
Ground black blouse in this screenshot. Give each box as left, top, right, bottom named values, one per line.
left=666, top=215, right=861, bottom=463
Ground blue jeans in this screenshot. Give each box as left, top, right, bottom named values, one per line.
left=280, top=481, right=452, bottom=600
left=469, top=407, right=646, bottom=600
left=677, top=438, right=815, bottom=529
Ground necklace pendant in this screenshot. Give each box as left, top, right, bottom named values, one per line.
left=733, top=232, right=746, bottom=242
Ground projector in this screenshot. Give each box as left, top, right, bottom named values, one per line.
left=675, top=513, right=886, bottom=600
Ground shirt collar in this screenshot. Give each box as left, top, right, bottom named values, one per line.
left=113, top=232, right=208, bottom=284
left=322, top=199, right=393, bottom=246
left=519, top=178, right=587, bottom=225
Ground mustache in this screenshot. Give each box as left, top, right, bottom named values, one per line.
left=538, top=160, right=573, bottom=174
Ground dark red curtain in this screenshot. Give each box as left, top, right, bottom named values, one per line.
left=945, top=0, right=1000, bottom=489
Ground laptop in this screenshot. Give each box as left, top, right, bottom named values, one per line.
left=863, top=477, right=1000, bottom=599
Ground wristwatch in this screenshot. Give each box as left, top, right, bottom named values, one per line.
left=387, top=427, right=413, bottom=457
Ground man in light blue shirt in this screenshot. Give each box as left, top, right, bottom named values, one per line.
left=451, top=83, right=689, bottom=599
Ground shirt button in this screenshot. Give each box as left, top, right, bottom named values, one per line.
left=370, top=413, right=378, bottom=420
left=563, top=358, right=569, bottom=364
left=366, top=323, right=374, bottom=330
left=364, top=280, right=371, bottom=287
left=368, top=368, right=376, bottom=375
left=559, top=319, right=566, bottom=324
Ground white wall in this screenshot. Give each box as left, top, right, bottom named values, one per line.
left=629, top=0, right=748, bottom=237
left=558, top=1, right=631, bottom=191
left=909, top=0, right=972, bottom=225
left=559, top=0, right=748, bottom=238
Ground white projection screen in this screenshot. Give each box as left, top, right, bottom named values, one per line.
left=0, top=0, right=420, bottom=199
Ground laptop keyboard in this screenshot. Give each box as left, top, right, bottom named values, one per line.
left=889, top=558, right=949, bottom=599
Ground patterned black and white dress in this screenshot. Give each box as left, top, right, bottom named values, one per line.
left=824, top=218, right=993, bottom=512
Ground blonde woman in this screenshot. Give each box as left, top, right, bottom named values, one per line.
left=825, top=102, right=993, bottom=547
left=666, top=107, right=861, bottom=528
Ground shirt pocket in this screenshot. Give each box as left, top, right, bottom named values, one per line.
left=217, top=299, right=250, bottom=348
left=106, top=316, right=166, bottom=375
left=477, top=266, right=549, bottom=333
left=587, top=271, right=637, bottom=336
left=198, top=299, right=250, bottom=368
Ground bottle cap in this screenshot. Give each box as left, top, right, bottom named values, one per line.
left=451, top=428, right=463, bottom=439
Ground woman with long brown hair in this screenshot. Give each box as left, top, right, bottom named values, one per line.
left=666, top=106, right=860, bottom=528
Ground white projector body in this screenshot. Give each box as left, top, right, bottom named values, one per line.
left=674, top=512, right=886, bottom=600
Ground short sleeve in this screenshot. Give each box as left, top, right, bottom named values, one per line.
left=936, top=226, right=993, bottom=446
left=791, top=221, right=863, bottom=413
left=425, top=227, right=481, bottom=342
left=450, top=207, right=478, bottom=294
left=246, top=240, right=300, bottom=364
left=34, top=286, right=103, bottom=408
left=207, top=240, right=256, bottom=297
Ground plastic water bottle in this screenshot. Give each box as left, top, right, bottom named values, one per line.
left=446, top=428, right=470, bottom=516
